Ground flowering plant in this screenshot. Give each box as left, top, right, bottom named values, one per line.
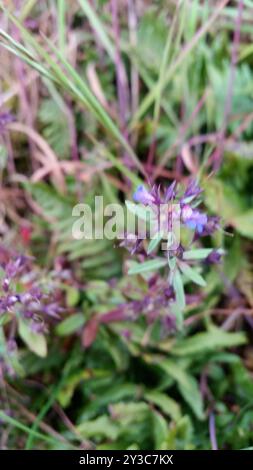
left=0, top=245, right=64, bottom=376
left=124, top=180, right=224, bottom=329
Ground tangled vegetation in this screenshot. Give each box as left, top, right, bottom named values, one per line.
left=0, top=0, right=253, bottom=450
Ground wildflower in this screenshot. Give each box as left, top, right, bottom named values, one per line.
left=165, top=181, right=177, bottom=202
left=205, top=250, right=222, bottom=265
left=201, top=216, right=220, bottom=237
left=133, top=185, right=155, bottom=205
left=0, top=111, right=15, bottom=133
left=119, top=234, right=144, bottom=255
left=182, top=180, right=202, bottom=201
left=162, top=314, right=177, bottom=333
left=2, top=278, right=10, bottom=292
left=0, top=245, right=63, bottom=330
left=181, top=206, right=208, bottom=233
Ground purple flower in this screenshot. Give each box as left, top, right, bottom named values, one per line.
left=183, top=180, right=202, bottom=200
left=165, top=181, right=177, bottom=202
left=205, top=250, right=222, bottom=265
left=5, top=255, right=31, bottom=279
left=182, top=206, right=208, bottom=233
left=2, top=278, right=10, bottom=292
left=30, top=318, right=47, bottom=334
left=41, top=302, right=64, bottom=319
left=133, top=185, right=155, bottom=205
left=201, top=216, right=220, bottom=237
left=119, top=234, right=144, bottom=255
left=0, top=112, right=15, bottom=133
left=162, top=314, right=177, bottom=333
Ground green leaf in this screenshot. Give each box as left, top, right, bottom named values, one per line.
left=55, top=314, right=85, bottom=336
left=18, top=320, right=47, bottom=358
left=168, top=256, right=176, bottom=270
left=170, top=302, right=183, bottom=331
left=77, top=415, right=119, bottom=440
left=183, top=249, right=214, bottom=260
left=0, top=5, right=144, bottom=176
left=147, top=232, right=163, bottom=254
left=159, top=360, right=204, bottom=420
left=77, top=0, right=115, bottom=60
left=173, top=269, right=185, bottom=310
left=0, top=313, right=11, bottom=326
left=172, top=327, right=247, bottom=356
left=232, top=210, right=253, bottom=240
left=65, top=286, right=80, bottom=307
left=145, top=390, right=181, bottom=421
left=0, top=144, right=7, bottom=170
left=39, top=98, right=70, bottom=159
left=128, top=258, right=167, bottom=275
left=152, top=410, right=168, bottom=450
left=204, top=179, right=246, bottom=221
left=179, top=261, right=206, bottom=287
left=137, top=10, right=168, bottom=73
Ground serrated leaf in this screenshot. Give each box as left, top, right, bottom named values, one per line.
left=18, top=320, right=47, bottom=358
left=179, top=261, right=206, bottom=287
left=128, top=258, right=167, bottom=275
left=39, top=98, right=70, bottom=158
left=152, top=410, right=168, bottom=449
left=159, top=360, right=204, bottom=420
left=77, top=415, right=119, bottom=440
left=56, top=313, right=85, bottom=336
left=145, top=390, right=181, bottom=421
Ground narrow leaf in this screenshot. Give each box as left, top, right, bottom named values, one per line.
left=147, top=232, right=163, bottom=254
left=172, top=327, right=247, bottom=356
left=183, top=248, right=214, bottom=260
left=55, top=314, right=85, bottom=336
left=159, top=360, right=204, bottom=420
left=128, top=258, right=167, bottom=275
left=173, top=269, right=185, bottom=309
left=179, top=261, right=206, bottom=287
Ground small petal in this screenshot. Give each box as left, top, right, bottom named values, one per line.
left=205, top=250, right=222, bottom=265
left=165, top=181, right=177, bottom=202
left=133, top=185, right=155, bottom=205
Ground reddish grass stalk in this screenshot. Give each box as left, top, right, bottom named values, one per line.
left=111, top=0, right=129, bottom=134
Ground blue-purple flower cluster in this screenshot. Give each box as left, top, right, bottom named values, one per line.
left=0, top=246, right=63, bottom=334
left=132, top=179, right=221, bottom=262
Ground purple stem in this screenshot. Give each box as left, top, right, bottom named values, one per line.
left=111, top=0, right=129, bottom=133
left=99, top=306, right=130, bottom=324
left=209, top=412, right=218, bottom=450
left=66, top=99, right=79, bottom=161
